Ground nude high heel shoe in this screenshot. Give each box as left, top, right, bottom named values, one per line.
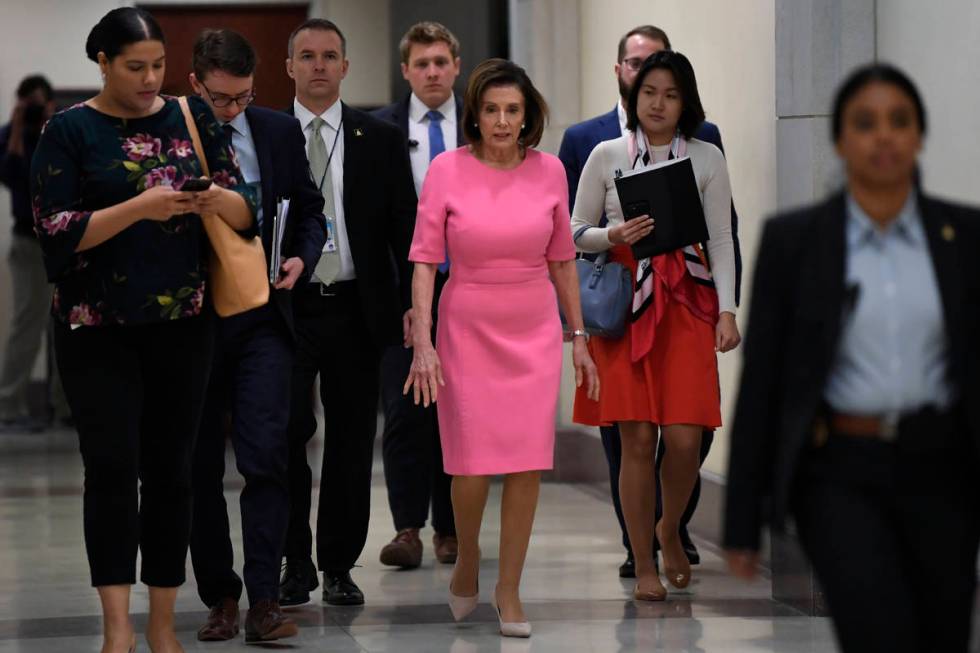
left=656, top=522, right=691, bottom=589
left=448, top=584, right=479, bottom=622
left=491, top=587, right=531, bottom=638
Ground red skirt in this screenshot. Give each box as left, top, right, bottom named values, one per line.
left=573, top=246, right=721, bottom=428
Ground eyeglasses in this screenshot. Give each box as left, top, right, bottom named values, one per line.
left=621, top=57, right=645, bottom=72
left=200, top=81, right=256, bottom=108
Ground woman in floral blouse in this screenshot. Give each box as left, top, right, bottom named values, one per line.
left=30, top=8, right=255, bottom=653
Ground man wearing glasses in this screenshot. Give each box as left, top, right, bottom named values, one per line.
left=557, top=24, right=742, bottom=581
left=186, top=28, right=326, bottom=644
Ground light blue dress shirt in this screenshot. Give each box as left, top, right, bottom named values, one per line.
left=823, top=192, right=953, bottom=416
left=223, top=112, right=262, bottom=229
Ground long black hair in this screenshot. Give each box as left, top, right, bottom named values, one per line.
left=626, top=50, right=705, bottom=139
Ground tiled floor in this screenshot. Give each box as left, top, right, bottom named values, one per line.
left=0, top=425, right=868, bottom=652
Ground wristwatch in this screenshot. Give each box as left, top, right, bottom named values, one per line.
left=571, top=329, right=590, bottom=342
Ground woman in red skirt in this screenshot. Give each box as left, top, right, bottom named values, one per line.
left=571, top=50, right=740, bottom=601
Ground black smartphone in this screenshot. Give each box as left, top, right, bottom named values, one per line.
left=181, top=178, right=212, bottom=192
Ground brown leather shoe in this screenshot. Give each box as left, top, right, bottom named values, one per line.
left=244, top=599, right=298, bottom=643
left=196, top=597, right=240, bottom=641
left=433, top=532, right=458, bottom=564
left=379, top=528, right=423, bottom=568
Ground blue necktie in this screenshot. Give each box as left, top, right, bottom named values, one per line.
left=427, top=110, right=445, bottom=162
left=427, top=111, right=450, bottom=272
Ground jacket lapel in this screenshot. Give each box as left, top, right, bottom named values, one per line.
left=245, top=108, right=276, bottom=246
left=920, top=194, right=965, bottom=372
left=801, top=192, right=847, bottom=367
left=599, top=106, right=621, bottom=141
left=341, top=103, right=364, bottom=259
left=454, top=94, right=465, bottom=144
left=396, top=95, right=410, bottom=140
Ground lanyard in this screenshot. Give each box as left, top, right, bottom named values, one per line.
left=314, top=118, right=343, bottom=193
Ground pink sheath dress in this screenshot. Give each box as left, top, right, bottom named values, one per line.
left=409, top=148, right=576, bottom=475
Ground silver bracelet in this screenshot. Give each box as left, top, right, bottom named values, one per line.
left=571, top=329, right=590, bottom=342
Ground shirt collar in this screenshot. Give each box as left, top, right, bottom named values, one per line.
left=617, top=101, right=628, bottom=132
left=293, top=97, right=343, bottom=132
left=409, top=92, right=456, bottom=124
left=221, top=111, right=249, bottom=137
left=846, top=190, right=924, bottom=248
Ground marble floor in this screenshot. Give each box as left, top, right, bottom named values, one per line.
left=0, top=424, right=869, bottom=652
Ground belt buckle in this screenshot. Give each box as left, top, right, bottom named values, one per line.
left=318, top=283, right=336, bottom=297
left=879, top=412, right=899, bottom=442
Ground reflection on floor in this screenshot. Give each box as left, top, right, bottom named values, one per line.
left=0, top=425, right=842, bottom=652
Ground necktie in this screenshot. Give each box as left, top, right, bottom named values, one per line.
left=426, top=110, right=445, bottom=162
left=309, top=116, right=340, bottom=285
left=426, top=111, right=450, bottom=273
left=222, top=123, right=235, bottom=144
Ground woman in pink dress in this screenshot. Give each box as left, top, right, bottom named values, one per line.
left=405, top=59, right=599, bottom=638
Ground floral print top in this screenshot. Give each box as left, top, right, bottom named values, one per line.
left=30, top=95, right=256, bottom=326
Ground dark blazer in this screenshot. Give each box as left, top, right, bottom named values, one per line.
left=723, top=191, right=980, bottom=550
left=371, top=93, right=465, bottom=151
left=243, top=106, right=327, bottom=337
left=286, top=102, right=417, bottom=346
left=371, top=93, right=463, bottom=308
left=557, top=106, right=743, bottom=304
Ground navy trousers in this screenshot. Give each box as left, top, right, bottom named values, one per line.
left=190, top=304, right=293, bottom=607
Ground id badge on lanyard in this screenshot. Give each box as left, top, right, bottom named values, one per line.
left=324, top=216, right=338, bottom=252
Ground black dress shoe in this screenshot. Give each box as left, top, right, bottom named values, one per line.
left=279, top=557, right=318, bottom=607
left=620, top=551, right=661, bottom=579
left=619, top=553, right=635, bottom=578
left=682, top=538, right=701, bottom=565
left=323, top=570, right=364, bottom=606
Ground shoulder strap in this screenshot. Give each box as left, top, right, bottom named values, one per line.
left=177, top=96, right=211, bottom=178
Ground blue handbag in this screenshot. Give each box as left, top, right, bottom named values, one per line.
left=560, top=227, right=633, bottom=338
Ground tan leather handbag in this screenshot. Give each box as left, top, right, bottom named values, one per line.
left=177, top=96, right=268, bottom=317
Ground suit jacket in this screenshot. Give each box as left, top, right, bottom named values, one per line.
left=723, top=191, right=980, bottom=551
left=371, top=93, right=463, bottom=312
left=557, top=106, right=743, bottom=304
left=242, top=106, right=327, bottom=338
left=286, top=102, right=418, bottom=346
left=370, top=93, right=465, bottom=149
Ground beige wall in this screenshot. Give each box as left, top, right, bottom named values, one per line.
left=571, top=0, right=778, bottom=476
left=877, top=0, right=980, bottom=205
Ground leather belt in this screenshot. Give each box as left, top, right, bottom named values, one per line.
left=827, top=412, right=899, bottom=441
left=301, top=279, right=357, bottom=298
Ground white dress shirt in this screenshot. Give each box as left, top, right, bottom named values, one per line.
left=222, top=111, right=263, bottom=228
left=293, top=97, right=356, bottom=282
left=617, top=101, right=628, bottom=136
left=407, top=93, right=457, bottom=197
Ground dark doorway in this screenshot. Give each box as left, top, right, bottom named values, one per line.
left=139, top=3, right=310, bottom=110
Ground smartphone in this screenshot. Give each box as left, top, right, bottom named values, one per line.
left=181, top=178, right=212, bottom=192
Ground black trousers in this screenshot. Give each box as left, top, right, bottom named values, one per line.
left=285, top=282, right=381, bottom=572
left=600, top=424, right=711, bottom=553
left=793, top=410, right=980, bottom=653
left=54, top=316, right=213, bottom=587
left=379, top=345, right=455, bottom=535
left=189, top=304, right=293, bottom=607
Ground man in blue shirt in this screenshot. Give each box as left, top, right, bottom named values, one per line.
left=185, top=29, right=326, bottom=644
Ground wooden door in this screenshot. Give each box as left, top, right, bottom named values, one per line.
left=139, top=3, right=309, bottom=111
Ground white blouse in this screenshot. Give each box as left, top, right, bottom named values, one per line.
left=570, top=135, right=737, bottom=315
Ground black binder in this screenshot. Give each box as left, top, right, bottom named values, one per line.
left=614, top=156, right=708, bottom=259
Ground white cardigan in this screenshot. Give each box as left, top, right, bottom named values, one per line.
left=570, top=135, right=737, bottom=315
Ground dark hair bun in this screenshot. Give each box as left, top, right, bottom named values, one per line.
left=84, top=7, right=165, bottom=64
left=85, top=20, right=105, bottom=62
